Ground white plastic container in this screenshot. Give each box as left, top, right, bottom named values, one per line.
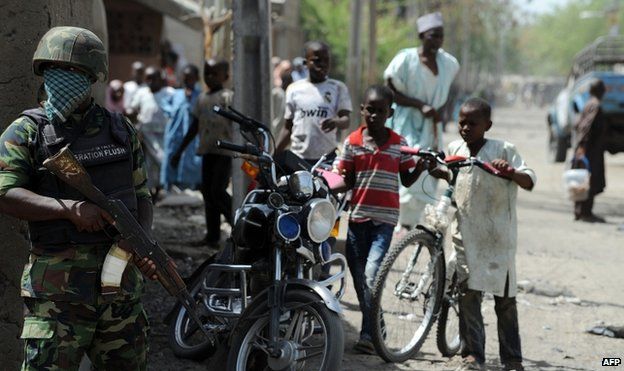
left=562, top=168, right=590, bottom=201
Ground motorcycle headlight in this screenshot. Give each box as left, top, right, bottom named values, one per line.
left=288, top=171, right=314, bottom=200
left=303, top=198, right=336, bottom=243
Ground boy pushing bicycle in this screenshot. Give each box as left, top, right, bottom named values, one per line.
left=445, top=98, right=535, bottom=371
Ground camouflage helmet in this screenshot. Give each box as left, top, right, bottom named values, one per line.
left=33, top=26, right=108, bottom=82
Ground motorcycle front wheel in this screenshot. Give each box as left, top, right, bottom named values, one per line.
left=227, top=289, right=344, bottom=371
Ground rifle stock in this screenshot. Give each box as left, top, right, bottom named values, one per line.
left=43, top=146, right=212, bottom=339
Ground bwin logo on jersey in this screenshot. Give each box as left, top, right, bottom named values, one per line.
left=300, top=107, right=329, bottom=118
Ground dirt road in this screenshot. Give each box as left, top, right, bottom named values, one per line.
left=145, top=106, right=624, bottom=370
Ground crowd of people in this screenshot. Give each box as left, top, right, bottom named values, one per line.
left=14, top=9, right=622, bottom=371
left=104, top=60, right=199, bottom=197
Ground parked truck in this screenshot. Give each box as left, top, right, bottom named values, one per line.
left=547, top=35, right=624, bottom=162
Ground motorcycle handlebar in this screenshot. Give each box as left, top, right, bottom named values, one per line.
left=213, top=106, right=271, bottom=133
left=212, top=105, right=242, bottom=124
left=228, top=106, right=271, bottom=133
left=216, top=140, right=262, bottom=156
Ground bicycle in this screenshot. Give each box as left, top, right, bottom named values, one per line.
left=369, top=147, right=508, bottom=363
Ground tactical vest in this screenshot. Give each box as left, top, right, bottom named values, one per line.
left=21, top=107, right=138, bottom=249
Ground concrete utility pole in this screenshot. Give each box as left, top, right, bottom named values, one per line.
left=272, top=0, right=304, bottom=59
left=460, top=1, right=471, bottom=92
left=231, top=0, right=272, bottom=208
left=0, top=2, right=106, bottom=368
left=367, top=0, right=377, bottom=85
left=347, top=0, right=363, bottom=130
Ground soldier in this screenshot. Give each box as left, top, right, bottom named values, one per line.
left=0, top=27, right=157, bottom=370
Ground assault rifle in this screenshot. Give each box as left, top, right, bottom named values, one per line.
left=43, top=145, right=211, bottom=340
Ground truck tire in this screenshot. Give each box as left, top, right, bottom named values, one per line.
left=548, top=127, right=568, bottom=163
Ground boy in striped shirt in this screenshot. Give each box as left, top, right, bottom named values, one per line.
left=336, top=85, right=430, bottom=353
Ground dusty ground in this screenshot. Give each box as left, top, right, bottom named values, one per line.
left=143, top=106, right=624, bottom=370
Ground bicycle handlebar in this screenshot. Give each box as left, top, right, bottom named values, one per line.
left=399, top=146, right=446, bottom=165
left=478, top=162, right=503, bottom=177
left=399, top=146, right=508, bottom=178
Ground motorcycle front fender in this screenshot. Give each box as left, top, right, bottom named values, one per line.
left=240, top=278, right=343, bottom=322
left=284, top=278, right=343, bottom=316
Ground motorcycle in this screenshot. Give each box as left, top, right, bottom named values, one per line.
left=167, top=106, right=349, bottom=370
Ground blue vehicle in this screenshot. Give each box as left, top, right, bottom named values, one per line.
left=547, top=36, right=624, bottom=162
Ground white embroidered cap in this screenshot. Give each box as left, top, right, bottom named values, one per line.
left=417, top=12, right=443, bottom=34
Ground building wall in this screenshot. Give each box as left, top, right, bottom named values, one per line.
left=0, top=2, right=106, bottom=368
left=163, top=16, right=204, bottom=78
left=105, top=0, right=204, bottom=86
left=105, top=0, right=163, bottom=82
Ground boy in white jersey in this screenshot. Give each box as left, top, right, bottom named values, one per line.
left=276, top=41, right=352, bottom=164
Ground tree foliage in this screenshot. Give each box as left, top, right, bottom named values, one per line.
left=299, top=0, right=350, bottom=81
left=518, top=0, right=624, bottom=76
left=300, top=0, right=521, bottom=92
left=298, top=0, right=624, bottom=84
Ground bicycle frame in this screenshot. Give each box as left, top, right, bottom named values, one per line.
left=394, top=148, right=506, bottom=302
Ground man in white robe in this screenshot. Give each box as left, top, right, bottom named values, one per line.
left=384, top=12, right=460, bottom=227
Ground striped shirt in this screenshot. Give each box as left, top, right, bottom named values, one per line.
left=337, top=127, right=416, bottom=225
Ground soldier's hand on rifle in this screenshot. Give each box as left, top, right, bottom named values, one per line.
left=117, top=239, right=159, bottom=280
left=66, top=200, right=115, bottom=232
left=134, top=256, right=159, bottom=281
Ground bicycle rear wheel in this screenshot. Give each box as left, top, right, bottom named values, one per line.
left=370, top=229, right=445, bottom=363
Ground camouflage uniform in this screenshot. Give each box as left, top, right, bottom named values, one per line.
left=0, top=27, right=151, bottom=370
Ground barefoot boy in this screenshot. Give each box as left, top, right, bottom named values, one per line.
left=448, top=98, right=535, bottom=371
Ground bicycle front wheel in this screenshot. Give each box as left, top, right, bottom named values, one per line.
left=436, top=294, right=462, bottom=357
left=370, top=229, right=445, bottom=363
